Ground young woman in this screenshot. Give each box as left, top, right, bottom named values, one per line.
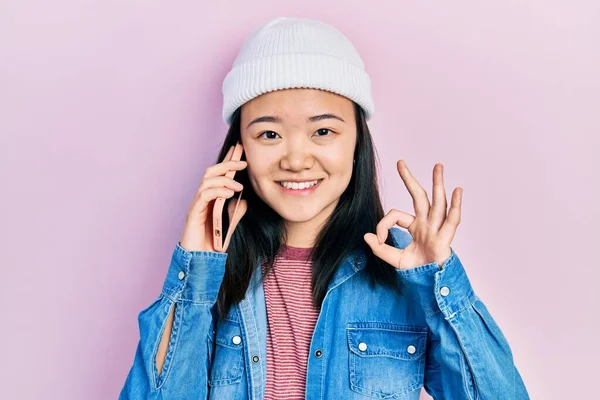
left=120, top=17, right=529, bottom=400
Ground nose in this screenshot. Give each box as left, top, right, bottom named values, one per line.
left=279, top=142, right=314, bottom=172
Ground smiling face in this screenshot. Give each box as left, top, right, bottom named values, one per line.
left=240, top=88, right=357, bottom=246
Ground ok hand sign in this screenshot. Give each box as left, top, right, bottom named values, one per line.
left=364, top=161, right=463, bottom=270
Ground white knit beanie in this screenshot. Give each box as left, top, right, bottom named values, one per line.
left=221, top=16, right=374, bottom=125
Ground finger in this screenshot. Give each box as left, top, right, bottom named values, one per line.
left=364, top=233, right=402, bottom=269
left=199, top=176, right=244, bottom=192
left=376, top=209, right=415, bottom=243
left=222, top=145, right=235, bottom=162
left=429, top=163, right=448, bottom=232
left=397, top=160, right=430, bottom=218
left=205, top=160, right=247, bottom=178
left=192, top=187, right=236, bottom=214
left=438, top=187, right=462, bottom=245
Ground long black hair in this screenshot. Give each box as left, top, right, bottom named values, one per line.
left=214, top=102, right=400, bottom=321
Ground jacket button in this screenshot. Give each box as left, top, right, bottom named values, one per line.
left=407, top=345, right=416, bottom=354
left=315, top=349, right=323, bottom=358
left=440, top=286, right=450, bottom=296
left=178, top=271, right=185, bottom=280
left=232, top=335, right=242, bottom=345
left=252, top=355, right=260, bottom=363
left=358, top=342, right=368, bottom=351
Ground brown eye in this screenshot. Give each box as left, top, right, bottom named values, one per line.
left=315, top=128, right=332, bottom=136
left=259, top=131, right=280, bottom=139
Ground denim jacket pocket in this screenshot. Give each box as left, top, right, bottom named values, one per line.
left=347, top=322, right=428, bottom=399
left=208, top=318, right=245, bottom=386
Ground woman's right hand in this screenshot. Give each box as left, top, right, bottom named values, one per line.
left=179, top=145, right=248, bottom=252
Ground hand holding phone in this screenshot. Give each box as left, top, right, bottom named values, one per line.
left=179, top=142, right=247, bottom=252
left=212, top=142, right=246, bottom=252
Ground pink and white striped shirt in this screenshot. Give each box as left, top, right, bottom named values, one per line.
left=262, top=245, right=320, bottom=400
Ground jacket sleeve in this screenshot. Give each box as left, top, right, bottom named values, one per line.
left=391, top=229, right=529, bottom=400
left=119, top=243, right=227, bottom=400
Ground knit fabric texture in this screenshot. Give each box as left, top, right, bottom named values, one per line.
left=221, top=16, right=374, bottom=125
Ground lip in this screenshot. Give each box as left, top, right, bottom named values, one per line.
left=276, top=179, right=322, bottom=182
left=276, top=179, right=323, bottom=196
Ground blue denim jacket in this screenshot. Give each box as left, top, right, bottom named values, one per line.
left=120, top=227, right=529, bottom=399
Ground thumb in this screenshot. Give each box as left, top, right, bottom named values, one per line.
left=364, top=232, right=401, bottom=269
left=363, top=232, right=380, bottom=249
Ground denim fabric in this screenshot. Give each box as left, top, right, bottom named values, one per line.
left=119, top=227, right=529, bottom=399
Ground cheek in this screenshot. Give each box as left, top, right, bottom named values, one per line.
left=322, top=135, right=356, bottom=172
left=321, top=152, right=353, bottom=177
left=244, top=157, right=276, bottom=195
left=242, top=145, right=269, bottom=177
left=246, top=155, right=273, bottom=179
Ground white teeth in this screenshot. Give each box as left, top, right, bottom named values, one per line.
left=279, top=180, right=320, bottom=190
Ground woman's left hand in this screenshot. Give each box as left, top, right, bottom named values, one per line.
left=364, top=160, right=463, bottom=270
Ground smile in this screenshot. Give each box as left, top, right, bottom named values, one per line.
left=278, top=180, right=321, bottom=189
left=276, top=179, right=323, bottom=195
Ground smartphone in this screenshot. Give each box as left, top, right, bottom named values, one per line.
left=212, top=142, right=244, bottom=252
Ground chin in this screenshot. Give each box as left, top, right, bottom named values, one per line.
left=271, top=204, right=324, bottom=223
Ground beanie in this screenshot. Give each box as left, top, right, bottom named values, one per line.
left=221, top=16, right=374, bottom=125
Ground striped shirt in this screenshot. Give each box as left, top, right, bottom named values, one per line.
left=262, top=244, right=320, bottom=400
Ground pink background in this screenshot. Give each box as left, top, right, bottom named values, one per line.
left=1, top=1, right=598, bottom=399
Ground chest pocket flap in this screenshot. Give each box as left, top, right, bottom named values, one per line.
left=347, top=323, right=428, bottom=398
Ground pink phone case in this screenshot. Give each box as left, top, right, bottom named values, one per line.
left=212, top=143, right=244, bottom=252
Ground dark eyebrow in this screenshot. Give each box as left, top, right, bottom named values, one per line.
left=246, top=115, right=282, bottom=129
left=309, top=113, right=346, bottom=124
left=246, top=113, right=346, bottom=130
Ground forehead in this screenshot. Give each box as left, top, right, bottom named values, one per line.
left=241, top=88, right=354, bottom=124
